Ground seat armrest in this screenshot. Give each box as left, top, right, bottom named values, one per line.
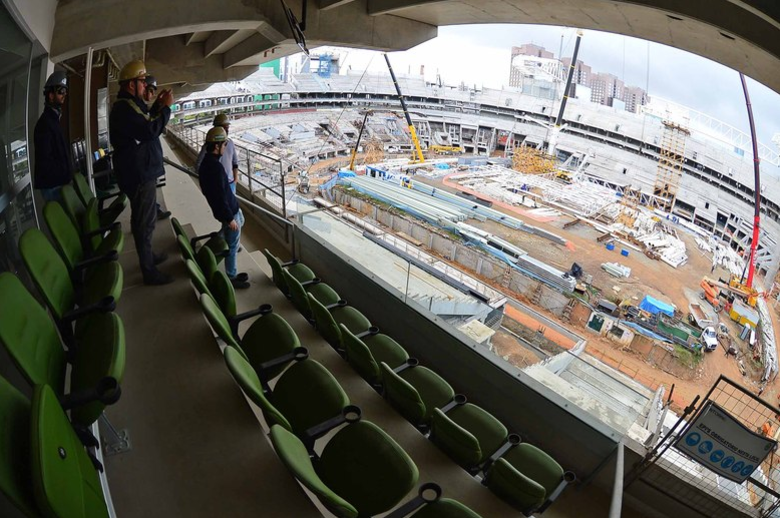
left=61, top=296, right=116, bottom=325
left=97, top=190, right=122, bottom=210
left=190, top=231, right=220, bottom=248
left=281, top=259, right=299, bottom=268
left=325, top=299, right=348, bottom=311
left=392, top=358, right=420, bottom=375
left=302, top=405, right=361, bottom=450
left=83, top=221, right=120, bottom=239
left=58, top=376, right=122, bottom=411
left=536, top=472, right=577, bottom=513
left=74, top=250, right=118, bottom=274
left=384, top=483, right=443, bottom=518
left=299, top=278, right=320, bottom=287
left=355, top=326, right=379, bottom=340
left=257, top=347, right=309, bottom=379
left=438, top=394, right=468, bottom=415
left=479, top=433, right=522, bottom=475
left=228, top=304, right=273, bottom=336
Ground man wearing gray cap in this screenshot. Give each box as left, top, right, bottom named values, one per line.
left=33, top=71, right=72, bottom=202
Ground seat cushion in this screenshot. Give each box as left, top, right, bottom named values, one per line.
left=306, top=282, right=340, bottom=306
left=81, top=261, right=123, bottom=306
left=242, top=313, right=301, bottom=381
left=430, top=403, right=507, bottom=469
left=94, top=227, right=124, bottom=256
left=287, top=262, right=315, bottom=283
left=363, top=334, right=408, bottom=370
left=399, top=366, right=455, bottom=425
left=484, top=457, right=546, bottom=513
left=317, top=421, right=418, bottom=517
left=332, top=306, right=371, bottom=335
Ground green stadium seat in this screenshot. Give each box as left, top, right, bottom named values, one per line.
left=483, top=443, right=575, bottom=515
left=209, top=270, right=237, bottom=318
left=0, top=272, right=125, bottom=428
left=380, top=360, right=455, bottom=428
left=307, top=293, right=372, bottom=351
left=196, top=245, right=219, bottom=283
left=43, top=201, right=123, bottom=280
left=384, top=483, right=483, bottom=518
left=270, top=421, right=418, bottom=518
left=282, top=268, right=340, bottom=321
left=73, top=171, right=127, bottom=227
left=83, top=198, right=125, bottom=256
left=224, top=346, right=351, bottom=447
left=185, top=259, right=214, bottom=300
left=31, top=384, right=110, bottom=518
left=60, top=183, right=88, bottom=228
left=177, top=234, right=197, bottom=263
left=171, top=217, right=228, bottom=263
left=429, top=402, right=509, bottom=472
left=340, top=324, right=409, bottom=386
left=19, top=228, right=121, bottom=345
left=263, top=248, right=315, bottom=297
left=0, top=377, right=110, bottom=518
left=199, top=293, right=300, bottom=382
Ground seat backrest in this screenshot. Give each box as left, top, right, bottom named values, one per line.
left=210, top=271, right=237, bottom=318
left=318, top=420, right=418, bottom=517
left=196, top=245, right=219, bottom=283
left=171, top=217, right=187, bottom=239
left=0, top=375, right=37, bottom=516
left=430, top=403, right=508, bottom=469
left=199, top=293, right=240, bottom=349
left=340, top=324, right=381, bottom=384
left=60, top=183, right=86, bottom=229
left=270, top=424, right=359, bottom=518
left=380, top=362, right=426, bottom=425
left=43, top=201, right=85, bottom=272
left=68, top=312, right=125, bottom=427
left=240, top=312, right=300, bottom=381
left=283, top=268, right=312, bottom=319
left=503, top=443, right=564, bottom=495
left=31, top=384, right=109, bottom=518
left=0, top=273, right=66, bottom=392
left=307, top=293, right=342, bottom=347
left=83, top=198, right=106, bottom=251
left=19, top=228, right=76, bottom=321
left=185, top=260, right=213, bottom=299
left=72, top=172, right=95, bottom=207
left=177, top=235, right=197, bottom=263
left=263, top=249, right=289, bottom=295
left=224, top=346, right=293, bottom=432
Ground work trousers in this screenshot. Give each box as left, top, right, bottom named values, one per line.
left=130, top=179, right=158, bottom=279
left=221, top=208, right=244, bottom=278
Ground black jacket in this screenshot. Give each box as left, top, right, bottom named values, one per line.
left=33, top=106, right=72, bottom=189
left=109, top=91, right=170, bottom=195
left=199, top=153, right=239, bottom=223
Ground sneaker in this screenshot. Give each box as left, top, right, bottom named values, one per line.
left=157, top=210, right=171, bottom=221
left=238, top=245, right=244, bottom=253
left=144, top=271, right=174, bottom=286
left=229, top=276, right=250, bottom=289
left=153, top=253, right=168, bottom=266
left=234, top=272, right=249, bottom=282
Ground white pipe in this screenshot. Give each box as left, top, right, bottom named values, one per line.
left=609, top=441, right=625, bottom=518
left=83, top=46, right=96, bottom=193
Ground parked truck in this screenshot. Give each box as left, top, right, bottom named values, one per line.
left=688, top=302, right=714, bottom=329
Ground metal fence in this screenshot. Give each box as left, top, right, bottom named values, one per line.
left=630, top=376, right=780, bottom=517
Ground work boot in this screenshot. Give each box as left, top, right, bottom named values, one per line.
left=157, top=209, right=171, bottom=221
left=153, top=252, right=168, bottom=266
left=229, top=275, right=250, bottom=289
left=144, top=271, right=174, bottom=286
left=234, top=272, right=249, bottom=282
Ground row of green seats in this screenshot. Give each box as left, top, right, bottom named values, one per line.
left=71, top=171, right=127, bottom=229
left=264, top=250, right=576, bottom=515
left=178, top=244, right=482, bottom=517
left=171, top=217, right=229, bottom=275
left=0, top=377, right=111, bottom=517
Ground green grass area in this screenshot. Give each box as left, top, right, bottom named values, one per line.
left=674, top=344, right=703, bottom=369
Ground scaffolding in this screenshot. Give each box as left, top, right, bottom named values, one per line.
left=512, top=146, right=557, bottom=175
left=653, top=119, right=690, bottom=212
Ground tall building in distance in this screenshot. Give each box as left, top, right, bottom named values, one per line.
left=513, top=44, right=648, bottom=113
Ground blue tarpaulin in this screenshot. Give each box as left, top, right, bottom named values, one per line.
left=639, top=295, right=675, bottom=317
left=337, top=170, right=356, bottom=178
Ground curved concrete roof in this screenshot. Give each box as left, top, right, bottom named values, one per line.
left=51, top=0, right=780, bottom=93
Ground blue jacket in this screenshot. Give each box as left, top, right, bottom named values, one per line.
left=109, top=90, right=170, bottom=195
left=33, top=106, right=72, bottom=189
left=199, top=153, right=239, bottom=223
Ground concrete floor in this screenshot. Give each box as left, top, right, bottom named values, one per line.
left=101, top=140, right=656, bottom=518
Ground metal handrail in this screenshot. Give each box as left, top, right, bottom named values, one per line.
left=161, top=156, right=293, bottom=228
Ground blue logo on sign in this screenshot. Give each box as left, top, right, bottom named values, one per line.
left=698, top=441, right=713, bottom=455
left=685, top=433, right=701, bottom=447
left=710, top=450, right=724, bottom=463
left=741, top=465, right=754, bottom=477
left=732, top=461, right=745, bottom=473
left=722, top=457, right=735, bottom=469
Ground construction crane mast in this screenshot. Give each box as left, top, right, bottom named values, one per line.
left=547, top=30, right=583, bottom=157
left=348, top=110, right=373, bottom=171
left=740, top=73, right=762, bottom=290
left=384, top=53, right=425, bottom=164
left=653, top=118, right=690, bottom=212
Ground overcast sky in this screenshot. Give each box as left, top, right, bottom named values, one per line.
left=310, top=24, right=780, bottom=156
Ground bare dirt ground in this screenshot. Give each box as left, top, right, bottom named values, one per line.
left=417, top=175, right=776, bottom=412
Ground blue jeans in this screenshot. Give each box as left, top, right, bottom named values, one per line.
left=229, top=181, right=236, bottom=194
left=221, top=208, right=244, bottom=278
left=40, top=187, right=62, bottom=202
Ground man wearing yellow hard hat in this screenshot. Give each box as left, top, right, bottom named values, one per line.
left=109, top=60, right=174, bottom=285
left=199, top=126, right=249, bottom=289
left=195, top=112, right=239, bottom=194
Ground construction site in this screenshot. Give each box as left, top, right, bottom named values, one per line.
left=163, top=44, right=780, bottom=513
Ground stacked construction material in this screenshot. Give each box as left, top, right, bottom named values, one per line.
left=601, top=262, right=631, bottom=278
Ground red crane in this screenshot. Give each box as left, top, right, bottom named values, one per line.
left=739, top=73, right=762, bottom=290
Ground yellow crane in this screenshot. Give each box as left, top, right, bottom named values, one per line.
left=384, top=53, right=425, bottom=164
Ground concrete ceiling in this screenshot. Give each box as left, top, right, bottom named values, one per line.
left=48, top=0, right=780, bottom=94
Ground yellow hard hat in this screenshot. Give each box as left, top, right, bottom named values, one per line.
left=213, top=113, right=230, bottom=127
left=205, top=126, right=228, bottom=143
left=119, top=60, right=149, bottom=82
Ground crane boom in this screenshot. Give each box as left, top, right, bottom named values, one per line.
left=739, top=73, right=762, bottom=290
left=548, top=30, right=583, bottom=156
left=384, top=53, right=425, bottom=164
left=348, top=110, right=372, bottom=171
